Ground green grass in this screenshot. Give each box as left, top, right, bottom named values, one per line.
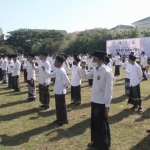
left=0, top=67, right=150, bottom=150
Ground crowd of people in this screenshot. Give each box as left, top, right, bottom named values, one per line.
left=0, top=50, right=150, bottom=150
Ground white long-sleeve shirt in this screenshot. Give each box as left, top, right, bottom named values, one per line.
left=69, top=65, right=82, bottom=86
left=62, top=61, right=69, bottom=74
left=121, top=61, right=132, bottom=79
left=126, top=62, right=142, bottom=87
left=23, top=58, right=28, bottom=69
left=12, top=60, right=21, bottom=76
left=140, top=55, right=147, bottom=68
left=24, top=61, right=36, bottom=80
left=114, top=55, right=120, bottom=65
left=8, top=60, right=14, bottom=74
left=50, top=58, right=56, bottom=71
left=33, top=60, right=51, bottom=85
left=2, top=58, right=8, bottom=70
left=81, top=65, right=113, bottom=107
left=45, top=67, right=70, bottom=94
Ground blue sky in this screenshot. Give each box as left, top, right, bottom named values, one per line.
left=1, top=0, right=150, bottom=35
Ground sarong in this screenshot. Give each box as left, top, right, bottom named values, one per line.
left=125, top=78, right=130, bottom=95
left=39, top=84, right=50, bottom=104
left=128, top=84, right=141, bottom=106
left=12, top=75, right=20, bottom=91
left=71, top=85, right=81, bottom=104
left=0, top=68, right=2, bottom=81
left=91, top=102, right=111, bottom=149
left=2, top=70, right=7, bottom=83
left=27, top=80, right=36, bottom=99
left=23, top=69, right=27, bottom=82
left=88, top=79, right=93, bottom=86
left=114, top=65, right=120, bottom=76
left=55, top=94, right=68, bottom=123
left=8, top=73, right=13, bottom=88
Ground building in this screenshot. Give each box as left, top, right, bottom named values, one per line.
left=33, top=29, right=68, bottom=36
left=110, top=25, right=134, bottom=36
left=132, top=16, right=150, bottom=34
left=0, top=28, right=4, bottom=41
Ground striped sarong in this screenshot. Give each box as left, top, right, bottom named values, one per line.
left=128, top=84, right=141, bottom=106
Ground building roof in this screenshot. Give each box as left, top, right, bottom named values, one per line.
left=0, top=27, right=3, bottom=36
left=110, top=25, right=134, bottom=30
left=132, top=16, right=150, bottom=24
left=32, top=29, right=68, bottom=36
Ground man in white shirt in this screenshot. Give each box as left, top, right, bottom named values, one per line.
left=114, top=52, right=121, bottom=76
left=68, top=57, right=82, bottom=105
left=1, top=54, right=8, bottom=85
left=50, top=54, right=57, bottom=84
left=22, top=54, right=28, bottom=82
left=87, top=53, right=94, bottom=86
left=33, top=53, right=51, bottom=110
left=24, top=54, right=36, bottom=101
left=127, top=54, right=143, bottom=112
left=42, top=55, right=70, bottom=126
left=7, top=54, right=14, bottom=88
left=140, top=51, right=148, bottom=80
left=120, top=57, right=132, bottom=95
left=62, top=54, right=69, bottom=75
left=11, top=54, right=21, bottom=92
left=80, top=50, right=113, bottom=150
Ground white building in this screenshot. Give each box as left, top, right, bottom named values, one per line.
left=110, top=25, right=134, bottom=36
left=132, top=16, right=150, bottom=34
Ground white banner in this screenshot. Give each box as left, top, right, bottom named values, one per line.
left=106, top=38, right=144, bottom=57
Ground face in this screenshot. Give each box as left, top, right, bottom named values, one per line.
left=28, top=56, right=33, bottom=61
left=93, top=56, right=99, bottom=63
left=13, top=57, right=17, bottom=61
left=54, top=59, right=61, bottom=67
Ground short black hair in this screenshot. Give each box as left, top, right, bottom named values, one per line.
left=56, top=56, right=64, bottom=64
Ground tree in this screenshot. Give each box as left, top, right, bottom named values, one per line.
left=0, top=41, right=14, bottom=54
left=143, top=28, right=150, bottom=37
left=5, top=29, right=40, bottom=54
left=5, top=29, right=65, bottom=54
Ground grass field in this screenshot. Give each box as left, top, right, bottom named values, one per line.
left=0, top=67, right=150, bottom=150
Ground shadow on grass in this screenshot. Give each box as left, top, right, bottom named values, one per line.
left=67, top=102, right=91, bottom=110
left=134, top=108, right=150, bottom=122
left=130, top=134, right=150, bottom=150
left=108, top=109, right=133, bottom=125
left=0, top=100, right=29, bottom=109
left=111, top=95, right=128, bottom=104
left=142, top=95, right=150, bottom=101
left=0, top=108, right=42, bottom=121
left=114, top=82, right=125, bottom=86
left=0, top=123, right=57, bottom=146
left=47, top=118, right=90, bottom=142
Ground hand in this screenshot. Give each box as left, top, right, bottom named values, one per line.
left=31, top=61, right=34, bottom=66
left=123, top=67, right=126, bottom=70
left=42, top=66, right=45, bottom=71
left=105, top=107, right=109, bottom=118
left=80, top=60, right=86, bottom=69
left=146, top=65, right=149, bottom=72
left=22, top=61, right=24, bottom=64
left=90, top=67, right=93, bottom=70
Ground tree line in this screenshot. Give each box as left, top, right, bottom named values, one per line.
left=1, top=27, right=150, bottom=55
